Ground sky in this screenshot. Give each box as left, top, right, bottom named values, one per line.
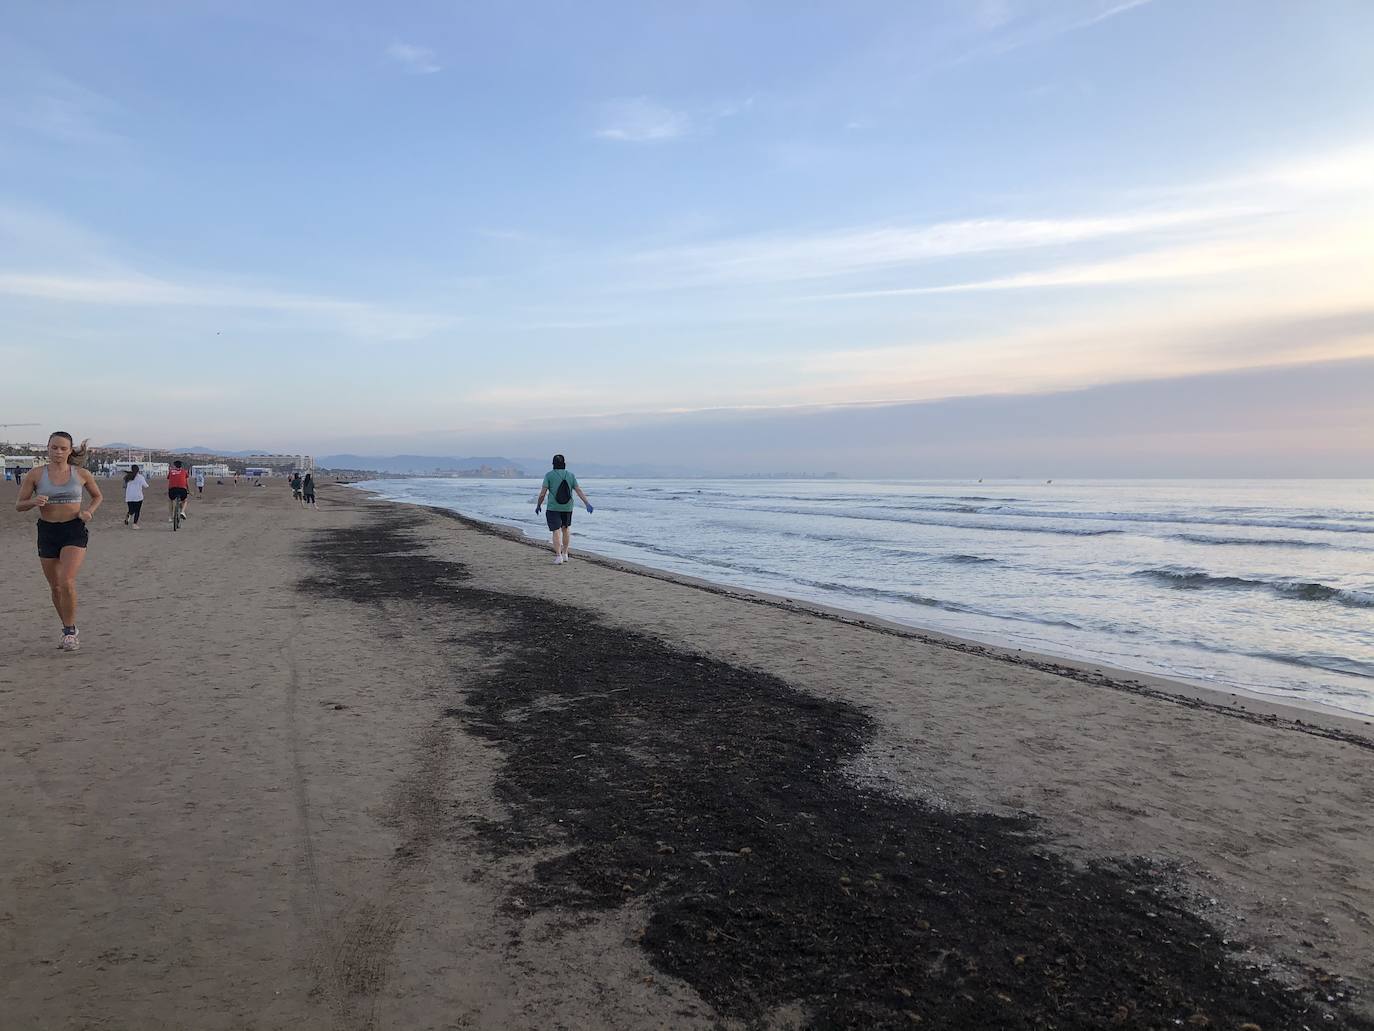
left=2, top=0, right=1373, bottom=473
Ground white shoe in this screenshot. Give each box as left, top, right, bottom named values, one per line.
left=131, top=524, right=141, bottom=530
left=60, top=630, right=80, bottom=652
left=553, top=554, right=564, bottom=565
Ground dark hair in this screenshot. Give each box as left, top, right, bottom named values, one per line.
left=552, top=454, right=566, bottom=470
left=124, top=463, right=141, bottom=483
left=173, top=460, right=183, bottom=468
left=49, top=431, right=90, bottom=467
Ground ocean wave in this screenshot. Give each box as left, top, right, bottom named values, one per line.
left=1134, top=568, right=1374, bottom=608
left=1170, top=533, right=1332, bottom=548
left=1252, top=651, right=1374, bottom=680
left=959, top=506, right=1374, bottom=535
left=944, top=554, right=1000, bottom=564
left=722, top=503, right=1127, bottom=537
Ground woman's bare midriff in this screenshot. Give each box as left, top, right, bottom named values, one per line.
left=38, top=502, right=82, bottom=523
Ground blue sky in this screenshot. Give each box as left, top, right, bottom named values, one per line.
left=2, top=1, right=1372, bottom=468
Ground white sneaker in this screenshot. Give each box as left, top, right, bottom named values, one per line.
left=60, top=630, right=80, bottom=652
left=553, top=554, right=564, bottom=565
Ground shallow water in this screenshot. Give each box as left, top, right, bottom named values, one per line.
left=355, top=478, right=1374, bottom=717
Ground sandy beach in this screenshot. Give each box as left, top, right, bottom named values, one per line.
left=2, top=479, right=1372, bottom=1030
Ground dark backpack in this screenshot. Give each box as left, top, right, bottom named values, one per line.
left=554, top=475, right=572, bottom=505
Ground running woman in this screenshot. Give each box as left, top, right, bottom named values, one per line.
left=167, top=460, right=191, bottom=522
left=15, top=431, right=102, bottom=651
left=123, top=464, right=149, bottom=528
left=534, top=453, right=592, bottom=564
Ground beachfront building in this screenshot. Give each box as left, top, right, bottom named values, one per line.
left=244, top=466, right=274, bottom=478
left=191, top=464, right=232, bottom=479
left=243, top=453, right=314, bottom=472
left=111, top=460, right=171, bottom=478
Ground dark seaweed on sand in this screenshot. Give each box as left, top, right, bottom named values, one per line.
left=303, top=513, right=1371, bottom=1031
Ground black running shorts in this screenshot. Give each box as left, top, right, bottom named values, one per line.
left=169, top=487, right=189, bottom=500
left=37, top=517, right=89, bottom=559
left=545, top=509, right=573, bottom=531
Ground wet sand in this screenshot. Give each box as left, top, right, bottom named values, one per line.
left=2, top=480, right=1371, bottom=1029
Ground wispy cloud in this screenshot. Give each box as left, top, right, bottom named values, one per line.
left=0, top=69, right=124, bottom=145
left=808, top=227, right=1373, bottom=300
left=594, top=97, right=691, bottom=142
left=790, top=299, right=1374, bottom=408
left=385, top=42, right=441, bottom=75
left=0, top=271, right=452, bottom=340
left=628, top=206, right=1255, bottom=286
left=950, top=0, right=1155, bottom=67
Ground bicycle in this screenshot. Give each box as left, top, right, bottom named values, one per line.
left=172, top=494, right=186, bottom=531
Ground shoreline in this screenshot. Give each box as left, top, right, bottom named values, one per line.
left=353, top=485, right=1374, bottom=745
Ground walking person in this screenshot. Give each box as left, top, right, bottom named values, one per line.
left=194, top=469, right=206, bottom=496
left=290, top=471, right=303, bottom=506
left=15, top=431, right=103, bottom=651
left=167, top=460, right=191, bottom=522
left=302, top=472, right=317, bottom=509
left=123, top=464, right=149, bottom=529
left=534, top=453, right=592, bottom=565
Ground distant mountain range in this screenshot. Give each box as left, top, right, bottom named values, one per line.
left=97, top=444, right=704, bottom=477
left=318, top=454, right=705, bottom=477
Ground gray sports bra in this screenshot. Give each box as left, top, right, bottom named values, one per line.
left=37, top=465, right=83, bottom=506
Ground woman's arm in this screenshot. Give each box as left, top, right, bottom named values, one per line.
left=80, top=469, right=103, bottom=520
left=15, top=469, right=45, bottom=512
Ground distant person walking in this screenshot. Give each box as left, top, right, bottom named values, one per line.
left=194, top=470, right=206, bottom=496
left=15, top=431, right=103, bottom=651
left=290, top=472, right=303, bottom=505
left=534, top=453, right=592, bottom=565
left=123, top=464, right=149, bottom=528
left=167, top=460, right=191, bottom=522
left=302, top=473, right=317, bottom=509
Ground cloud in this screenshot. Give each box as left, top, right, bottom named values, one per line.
left=952, top=0, right=1155, bottom=65
left=0, top=271, right=452, bottom=340
left=0, top=69, right=124, bottom=145
left=809, top=225, right=1374, bottom=299
left=594, top=98, right=691, bottom=142
left=628, top=206, right=1254, bottom=286
left=385, top=42, right=441, bottom=75
left=791, top=301, right=1374, bottom=408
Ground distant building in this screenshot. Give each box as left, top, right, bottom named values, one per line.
left=191, top=464, right=232, bottom=478
left=111, top=460, right=171, bottom=478
left=243, top=453, right=313, bottom=471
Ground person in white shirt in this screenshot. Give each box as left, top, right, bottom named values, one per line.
left=194, top=470, right=206, bottom=496
left=123, top=464, right=150, bottom=528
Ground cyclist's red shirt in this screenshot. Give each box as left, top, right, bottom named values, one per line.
left=167, top=468, right=190, bottom=489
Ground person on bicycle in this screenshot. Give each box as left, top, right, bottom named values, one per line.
left=167, top=460, right=191, bottom=523
left=534, top=454, right=593, bottom=564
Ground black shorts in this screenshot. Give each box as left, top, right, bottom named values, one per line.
left=545, top=509, right=573, bottom=531
left=37, top=517, right=89, bottom=559
left=303, top=492, right=315, bottom=502
left=169, top=487, right=189, bottom=500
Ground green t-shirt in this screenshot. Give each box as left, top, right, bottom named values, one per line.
left=542, top=469, right=579, bottom=512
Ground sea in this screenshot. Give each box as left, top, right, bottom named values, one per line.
left=352, top=478, right=1374, bottom=719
